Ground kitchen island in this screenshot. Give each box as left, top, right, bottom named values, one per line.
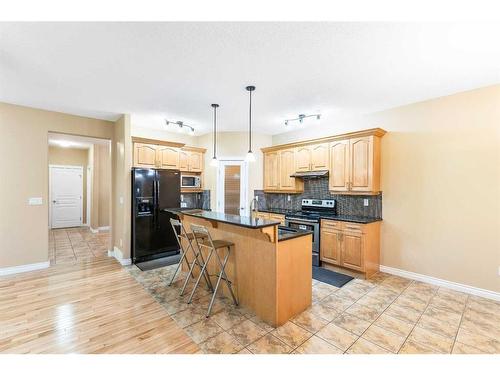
left=169, top=209, right=312, bottom=327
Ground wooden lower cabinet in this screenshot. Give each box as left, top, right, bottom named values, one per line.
left=320, top=219, right=380, bottom=278
left=269, top=213, right=286, bottom=225
left=252, top=211, right=270, bottom=220
left=320, top=228, right=341, bottom=265
left=342, top=232, right=363, bottom=271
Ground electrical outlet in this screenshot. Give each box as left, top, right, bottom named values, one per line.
left=180, top=202, right=187, bottom=208
left=119, top=239, right=123, bottom=247
left=180, top=194, right=184, bottom=202
left=255, top=195, right=259, bottom=201
left=28, top=197, right=43, bottom=205
left=287, top=195, right=291, bottom=202
left=119, top=196, right=124, bottom=204
left=363, top=199, right=369, bottom=207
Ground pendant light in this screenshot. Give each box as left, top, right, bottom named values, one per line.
left=245, top=85, right=256, bottom=162
left=210, top=103, right=219, bottom=167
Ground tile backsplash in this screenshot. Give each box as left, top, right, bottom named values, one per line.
left=182, top=190, right=211, bottom=210
left=254, top=177, right=382, bottom=218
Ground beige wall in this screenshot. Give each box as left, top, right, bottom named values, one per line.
left=89, top=144, right=112, bottom=229
left=48, top=146, right=89, bottom=224
left=0, top=102, right=114, bottom=268
left=272, top=85, right=500, bottom=292
left=197, top=132, right=273, bottom=211
left=112, top=115, right=132, bottom=260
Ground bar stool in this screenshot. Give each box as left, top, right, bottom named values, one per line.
left=168, top=218, right=214, bottom=296
left=188, top=223, right=238, bottom=317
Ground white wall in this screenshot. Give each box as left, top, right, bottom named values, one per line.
left=131, top=125, right=198, bottom=147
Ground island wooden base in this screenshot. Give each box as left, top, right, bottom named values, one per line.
left=178, top=214, right=312, bottom=327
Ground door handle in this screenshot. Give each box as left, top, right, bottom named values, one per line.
left=52, top=200, right=57, bottom=204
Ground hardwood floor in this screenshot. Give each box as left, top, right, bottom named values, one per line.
left=0, top=257, right=199, bottom=354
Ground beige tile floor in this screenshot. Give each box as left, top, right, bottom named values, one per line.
left=49, top=227, right=111, bottom=265
left=127, top=264, right=500, bottom=354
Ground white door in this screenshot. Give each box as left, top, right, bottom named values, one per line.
left=216, top=160, right=249, bottom=216
left=50, top=165, right=83, bottom=229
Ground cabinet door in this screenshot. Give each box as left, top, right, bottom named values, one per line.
left=320, top=229, right=341, bottom=265
left=157, top=146, right=179, bottom=169
left=329, top=140, right=350, bottom=192
left=295, top=146, right=311, bottom=172
left=310, top=143, right=329, bottom=171
left=349, top=136, right=373, bottom=192
left=179, top=150, right=189, bottom=172
left=188, top=151, right=203, bottom=172
left=133, top=143, right=157, bottom=168
left=279, top=149, right=297, bottom=190
left=264, top=152, right=279, bottom=190
left=341, top=232, right=364, bottom=271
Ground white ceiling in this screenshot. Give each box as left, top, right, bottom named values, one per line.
left=48, top=133, right=110, bottom=149
left=1, top=22, right=499, bottom=135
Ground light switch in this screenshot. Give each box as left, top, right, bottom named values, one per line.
left=119, top=196, right=124, bottom=204
left=287, top=195, right=291, bottom=202
left=28, top=197, right=43, bottom=205
left=255, top=196, right=259, bottom=201
left=180, top=194, right=184, bottom=202
left=363, top=199, right=369, bottom=207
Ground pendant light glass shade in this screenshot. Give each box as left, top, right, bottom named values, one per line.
left=210, top=103, right=219, bottom=167
left=245, top=85, right=256, bottom=162
left=245, top=150, right=255, bottom=162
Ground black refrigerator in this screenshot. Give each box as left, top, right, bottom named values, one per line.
left=131, top=168, right=181, bottom=263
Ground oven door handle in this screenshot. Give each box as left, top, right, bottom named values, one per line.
left=285, top=218, right=319, bottom=224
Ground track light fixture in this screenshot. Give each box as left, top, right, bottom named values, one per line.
left=284, top=113, right=321, bottom=126
left=165, top=120, right=195, bottom=135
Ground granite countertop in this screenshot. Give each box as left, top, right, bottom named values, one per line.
left=277, top=226, right=313, bottom=242
left=166, top=209, right=281, bottom=229
left=256, top=208, right=381, bottom=224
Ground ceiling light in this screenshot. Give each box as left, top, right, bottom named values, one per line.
left=210, top=104, right=219, bottom=167
left=284, top=113, right=321, bottom=126
left=245, top=85, right=256, bottom=163
left=165, top=119, right=195, bottom=135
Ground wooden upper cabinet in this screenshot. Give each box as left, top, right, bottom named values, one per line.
left=188, top=151, right=203, bottom=172
left=329, top=135, right=381, bottom=194
left=295, top=146, right=312, bottom=172
left=279, top=149, right=297, bottom=191
left=179, top=150, right=189, bottom=171
left=157, top=146, right=179, bottom=169
left=264, top=151, right=279, bottom=191
left=133, top=143, right=158, bottom=168
left=329, top=140, right=349, bottom=192
left=310, top=143, right=329, bottom=170
left=350, top=136, right=376, bottom=192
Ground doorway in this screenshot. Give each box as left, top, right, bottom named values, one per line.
left=49, top=165, right=84, bottom=228
left=48, top=133, right=112, bottom=265
left=216, top=160, right=249, bottom=216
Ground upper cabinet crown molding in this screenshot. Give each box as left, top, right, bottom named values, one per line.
left=131, top=137, right=185, bottom=149
left=261, top=127, right=386, bottom=153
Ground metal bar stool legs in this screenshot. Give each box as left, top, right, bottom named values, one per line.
left=168, top=218, right=213, bottom=295
left=188, top=224, right=238, bottom=317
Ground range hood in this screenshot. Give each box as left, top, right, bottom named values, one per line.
left=290, top=170, right=329, bottom=179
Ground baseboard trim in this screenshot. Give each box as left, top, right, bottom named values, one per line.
left=98, top=226, right=110, bottom=232
left=112, top=246, right=131, bottom=266
left=0, top=261, right=50, bottom=276
left=379, top=265, right=500, bottom=302
left=89, top=227, right=98, bottom=234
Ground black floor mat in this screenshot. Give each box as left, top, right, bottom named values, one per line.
left=312, top=266, right=354, bottom=288
left=135, top=254, right=181, bottom=271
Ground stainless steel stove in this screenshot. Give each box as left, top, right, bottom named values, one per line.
left=285, top=199, right=336, bottom=266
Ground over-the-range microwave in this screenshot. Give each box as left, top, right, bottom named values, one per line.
left=181, top=174, right=201, bottom=188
